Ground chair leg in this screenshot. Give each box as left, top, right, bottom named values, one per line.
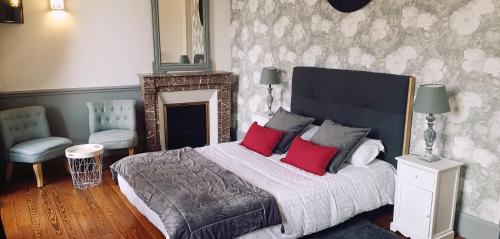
left=5, top=161, right=13, bottom=182
left=64, top=160, right=71, bottom=174
left=33, top=163, right=44, bottom=188
left=128, top=147, right=135, bottom=156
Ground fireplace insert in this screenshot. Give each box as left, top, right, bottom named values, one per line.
left=164, top=102, right=209, bottom=149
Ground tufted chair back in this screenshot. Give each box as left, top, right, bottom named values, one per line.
left=0, top=106, right=51, bottom=150
left=86, top=100, right=136, bottom=133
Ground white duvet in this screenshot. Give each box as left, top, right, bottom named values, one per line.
left=117, top=141, right=396, bottom=239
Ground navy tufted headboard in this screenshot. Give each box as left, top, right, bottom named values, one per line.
left=290, top=67, right=415, bottom=167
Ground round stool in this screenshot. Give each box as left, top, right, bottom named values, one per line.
left=65, top=144, right=104, bottom=189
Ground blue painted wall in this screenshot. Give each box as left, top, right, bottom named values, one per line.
left=0, top=86, right=145, bottom=149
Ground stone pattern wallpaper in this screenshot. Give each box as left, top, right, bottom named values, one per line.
left=231, top=0, right=500, bottom=224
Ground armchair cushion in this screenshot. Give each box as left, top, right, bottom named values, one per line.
left=89, top=129, right=137, bottom=150
left=9, top=137, right=72, bottom=163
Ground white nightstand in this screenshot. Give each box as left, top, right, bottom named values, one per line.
left=390, top=155, right=463, bottom=239
left=251, top=112, right=273, bottom=126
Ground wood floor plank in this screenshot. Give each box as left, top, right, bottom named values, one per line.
left=39, top=185, right=73, bottom=239
left=76, top=189, right=117, bottom=236
left=0, top=193, right=19, bottom=239
left=59, top=179, right=104, bottom=239
left=17, top=224, right=36, bottom=239
left=89, top=180, right=146, bottom=239
left=15, top=185, right=39, bottom=239
left=88, top=186, right=136, bottom=239
left=48, top=184, right=86, bottom=239
left=103, top=172, right=164, bottom=239
left=30, top=186, right=58, bottom=239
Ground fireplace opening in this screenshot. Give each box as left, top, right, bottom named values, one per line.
left=164, top=102, right=210, bottom=150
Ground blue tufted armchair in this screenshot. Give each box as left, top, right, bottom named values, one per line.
left=0, top=106, right=72, bottom=187
left=86, top=100, right=138, bottom=155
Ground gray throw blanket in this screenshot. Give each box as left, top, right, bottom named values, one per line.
left=110, top=147, right=282, bottom=239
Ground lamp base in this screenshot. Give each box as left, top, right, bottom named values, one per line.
left=417, top=153, right=441, bottom=162
left=266, top=110, right=275, bottom=117
left=265, top=85, right=274, bottom=117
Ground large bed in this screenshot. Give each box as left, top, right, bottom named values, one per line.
left=112, top=67, right=415, bottom=239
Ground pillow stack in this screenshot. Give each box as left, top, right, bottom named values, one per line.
left=310, top=119, right=370, bottom=173
left=264, top=107, right=314, bottom=154
left=241, top=108, right=376, bottom=176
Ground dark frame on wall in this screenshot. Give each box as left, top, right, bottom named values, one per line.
left=151, top=0, right=212, bottom=73
left=0, top=0, right=24, bottom=24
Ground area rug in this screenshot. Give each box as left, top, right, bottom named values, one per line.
left=302, top=218, right=400, bottom=239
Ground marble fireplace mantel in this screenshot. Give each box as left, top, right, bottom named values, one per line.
left=139, top=71, right=233, bottom=151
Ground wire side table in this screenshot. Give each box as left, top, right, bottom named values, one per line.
left=65, top=144, right=104, bottom=189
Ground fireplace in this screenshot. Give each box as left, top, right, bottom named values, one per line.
left=164, top=102, right=209, bottom=149
left=140, top=71, right=233, bottom=151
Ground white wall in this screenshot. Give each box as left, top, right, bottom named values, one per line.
left=210, top=0, right=231, bottom=72
left=0, top=0, right=231, bottom=92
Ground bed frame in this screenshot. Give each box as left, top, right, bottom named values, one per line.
left=290, top=67, right=415, bottom=167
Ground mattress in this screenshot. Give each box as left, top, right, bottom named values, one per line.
left=117, top=141, right=396, bottom=239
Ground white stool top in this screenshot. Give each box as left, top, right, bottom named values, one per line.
left=65, top=144, right=104, bottom=158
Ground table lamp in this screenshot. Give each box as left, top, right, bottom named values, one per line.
left=413, top=84, right=451, bottom=162
left=259, top=67, right=281, bottom=116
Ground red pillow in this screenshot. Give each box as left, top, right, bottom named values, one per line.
left=241, top=122, right=285, bottom=156
left=281, top=137, right=337, bottom=176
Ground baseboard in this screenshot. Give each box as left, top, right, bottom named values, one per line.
left=456, top=212, right=499, bottom=239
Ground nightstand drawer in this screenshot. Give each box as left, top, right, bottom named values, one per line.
left=398, top=163, right=435, bottom=191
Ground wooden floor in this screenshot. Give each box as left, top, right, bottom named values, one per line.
left=0, top=160, right=164, bottom=239
left=0, top=160, right=463, bottom=239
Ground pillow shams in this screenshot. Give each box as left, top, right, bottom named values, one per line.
left=310, top=119, right=370, bottom=173
left=281, top=137, right=337, bottom=176
left=241, top=122, right=285, bottom=156
left=348, top=138, right=384, bottom=166
left=265, top=107, right=314, bottom=154
left=300, top=125, right=319, bottom=141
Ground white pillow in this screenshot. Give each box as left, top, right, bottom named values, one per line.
left=300, top=125, right=319, bottom=141
left=348, top=138, right=385, bottom=166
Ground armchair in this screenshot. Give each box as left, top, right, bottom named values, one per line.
left=0, top=106, right=72, bottom=187
left=86, top=100, right=138, bottom=155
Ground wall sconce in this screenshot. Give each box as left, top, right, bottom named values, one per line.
left=50, top=0, right=65, bottom=10
left=9, top=0, right=20, bottom=8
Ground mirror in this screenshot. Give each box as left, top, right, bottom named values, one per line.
left=152, top=0, right=211, bottom=72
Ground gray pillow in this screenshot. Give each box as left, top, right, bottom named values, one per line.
left=310, top=119, right=370, bottom=173
left=265, top=107, right=314, bottom=154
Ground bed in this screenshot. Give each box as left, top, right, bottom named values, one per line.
left=112, top=67, right=415, bottom=239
